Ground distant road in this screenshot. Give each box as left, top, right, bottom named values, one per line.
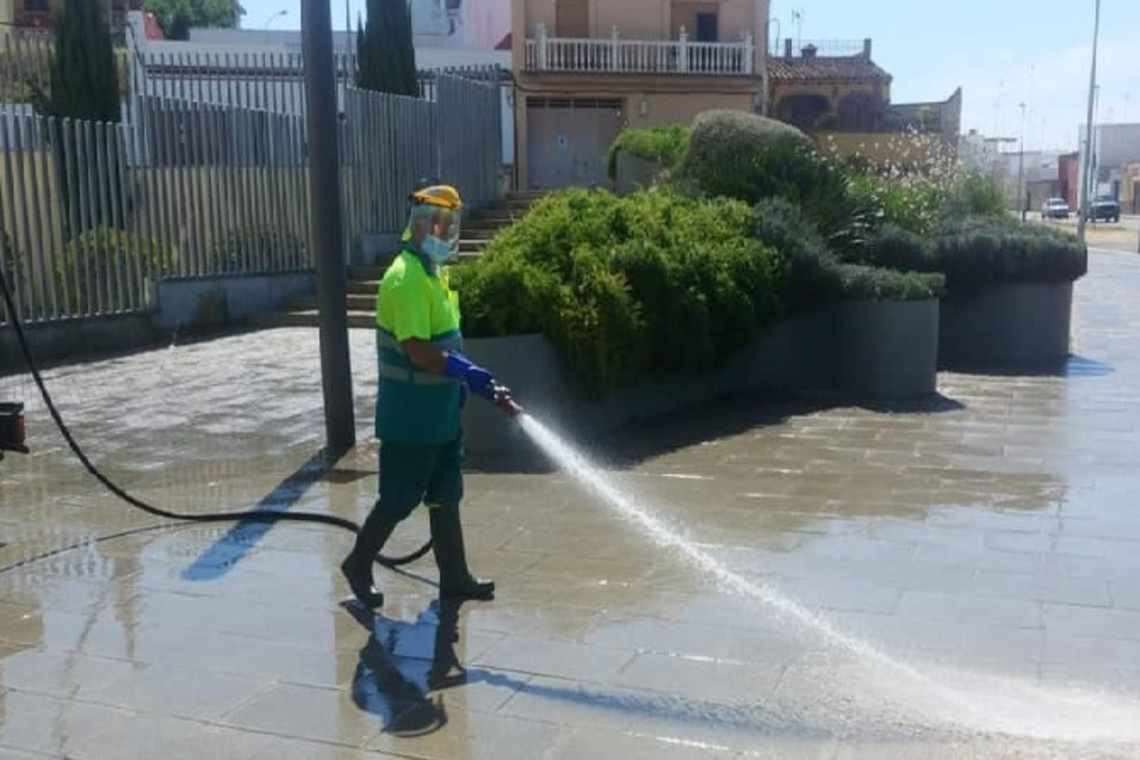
left=1033, top=214, right=1139, bottom=252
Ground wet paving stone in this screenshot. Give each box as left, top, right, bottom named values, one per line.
left=3, top=249, right=1140, bottom=756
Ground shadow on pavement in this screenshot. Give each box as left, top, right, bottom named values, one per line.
left=465, top=387, right=967, bottom=474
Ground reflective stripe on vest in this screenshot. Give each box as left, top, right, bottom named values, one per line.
left=376, top=329, right=463, bottom=387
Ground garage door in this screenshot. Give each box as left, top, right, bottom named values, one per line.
left=527, top=98, right=624, bottom=190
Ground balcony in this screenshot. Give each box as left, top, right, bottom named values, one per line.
left=524, top=23, right=755, bottom=76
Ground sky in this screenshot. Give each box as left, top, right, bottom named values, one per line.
left=237, top=0, right=1140, bottom=153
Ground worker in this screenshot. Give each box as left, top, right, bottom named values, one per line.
left=341, top=183, right=498, bottom=609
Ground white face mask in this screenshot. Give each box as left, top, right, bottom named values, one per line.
left=422, top=235, right=452, bottom=264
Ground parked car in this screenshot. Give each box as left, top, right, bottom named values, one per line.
left=1085, top=195, right=1121, bottom=223
left=1041, top=198, right=1070, bottom=219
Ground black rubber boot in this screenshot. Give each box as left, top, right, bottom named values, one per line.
left=429, top=507, right=495, bottom=601
left=342, top=505, right=399, bottom=609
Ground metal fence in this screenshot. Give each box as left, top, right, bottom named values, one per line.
left=1, top=70, right=503, bottom=325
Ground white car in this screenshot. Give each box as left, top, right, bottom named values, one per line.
left=1041, top=198, right=1070, bottom=219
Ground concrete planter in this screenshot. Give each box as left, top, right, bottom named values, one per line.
left=152, top=271, right=315, bottom=331
left=837, top=299, right=939, bottom=398
left=461, top=311, right=836, bottom=457
left=939, top=282, right=1073, bottom=370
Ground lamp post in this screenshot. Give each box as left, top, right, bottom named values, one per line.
left=1077, top=0, right=1101, bottom=241
left=1017, top=102, right=1027, bottom=221
left=303, top=0, right=355, bottom=457
left=264, top=9, right=286, bottom=43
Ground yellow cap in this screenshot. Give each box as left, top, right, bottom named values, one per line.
left=410, top=184, right=463, bottom=211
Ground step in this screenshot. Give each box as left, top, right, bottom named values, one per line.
left=348, top=279, right=380, bottom=295
left=506, top=191, right=546, bottom=201
left=252, top=309, right=376, bottom=330
left=460, top=227, right=503, bottom=239
left=467, top=214, right=525, bottom=228
left=288, top=293, right=375, bottom=311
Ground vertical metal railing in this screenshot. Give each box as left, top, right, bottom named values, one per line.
left=1, top=44, right=505, bottom=325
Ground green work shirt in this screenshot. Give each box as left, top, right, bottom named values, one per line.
left=374, top=247, right=464, bottom=445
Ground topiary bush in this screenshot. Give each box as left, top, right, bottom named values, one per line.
left=452, top=187, right=784, bottom=396
left=829, top=263, right=944, bottom=302
left=844, top=223, right=938, bottom=273
left=680, top=109, right=872, bottom=254
left=753, top=198, right=943, bottom=309
left=605, top=124, right=691, bottom=181
left=934, top=216, right=1088, bottom=292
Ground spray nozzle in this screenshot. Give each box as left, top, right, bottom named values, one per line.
left=491, top=383, right=523, bottom=417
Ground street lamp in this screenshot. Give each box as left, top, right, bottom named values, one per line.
left=1077, top=0, right=1101, bottom=241
left=265, top=9, right=288, bottom=29
left=1015, top=103, right=1027, bottom=221
left=263, top=9, right=287, bottom=44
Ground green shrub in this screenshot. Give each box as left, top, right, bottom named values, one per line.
left=847, top=162, right=1008, bottom=237
left=680, top=109, right=871, bottom=253
left=934, top=216, right=1088, bottom=291
left=210, top=226, right=309, bottom=274
left=605, top=124, right=691, bottom=181
left=452, top=187, right=783, bottom=395
left=751, top=199, right=942, bottom=307
left=62, top=227, right=173, bottom=311
left=846, top=223, right=938, bottom=273
left=942, top=171, right=1007, bottom=219
left=830, top=264, right=944, bottom=301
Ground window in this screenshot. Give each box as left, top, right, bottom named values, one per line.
left=694, top=12, right=718, bottom=42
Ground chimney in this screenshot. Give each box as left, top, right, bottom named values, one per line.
left=784, top=38, right=792, bottom=59
left=863, top=38, right=872, bottom=58
left=801, top=44, right=817, bottom=59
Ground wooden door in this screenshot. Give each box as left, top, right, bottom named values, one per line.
left=555, top=0, right=589, bottom=38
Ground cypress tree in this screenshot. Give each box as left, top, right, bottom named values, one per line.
left=37, top=0, right=120, bottom=122
left=34, top=0, right=125, bottom=240
left=355, top=0, right=419, bottom=97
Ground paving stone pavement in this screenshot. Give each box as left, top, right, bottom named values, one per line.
left=2, top=248, right=1140, bottom=758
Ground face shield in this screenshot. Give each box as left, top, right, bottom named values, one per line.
left=408, top=202, right=462, bottom=264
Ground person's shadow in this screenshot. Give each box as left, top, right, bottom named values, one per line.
left=342, top=595, right=469, bottom=737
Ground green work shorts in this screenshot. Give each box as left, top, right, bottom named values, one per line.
left=378, top=437, right=464, bottom=521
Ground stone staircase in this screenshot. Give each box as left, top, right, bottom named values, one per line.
left=255, top=191, right=544, bottom=329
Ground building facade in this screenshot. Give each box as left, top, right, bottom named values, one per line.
left=511, top=0, right=768, bottom=190
left=769, top=38, right=962, bottom=165
left=1079, top=122, right=1140, bottom=201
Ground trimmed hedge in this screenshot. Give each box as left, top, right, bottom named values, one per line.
left=680, top=109, right=872, bottom=254
left=934, top=216, right=1088, bottom=291
left=753, top=198, right=943, bottom=307
left=605, top=124, right=691, bottom=181
left=831, top=214, right=1085, bottom=293
left=452, top=188, right=784, bottom=396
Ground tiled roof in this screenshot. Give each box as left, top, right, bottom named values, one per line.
left=768, top=56, right=892, bottom=84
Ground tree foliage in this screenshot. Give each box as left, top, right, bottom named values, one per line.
left=144, top=0, right=244, bottom=41
left=34, top=0, right=119, bottom=122
left=355, top=0, right=418, bottom=97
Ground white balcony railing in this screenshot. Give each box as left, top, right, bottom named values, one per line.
left=525, top=23, right=754, bottom=76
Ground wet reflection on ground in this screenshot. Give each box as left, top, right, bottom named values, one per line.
left=2, top=250, right=1140, bottom=757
